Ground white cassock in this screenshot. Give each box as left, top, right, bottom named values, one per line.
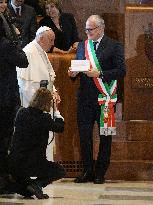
left=16, top=39, right=56, bottom=161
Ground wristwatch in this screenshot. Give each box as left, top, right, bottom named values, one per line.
left=99, top=70, right=103, bottom=79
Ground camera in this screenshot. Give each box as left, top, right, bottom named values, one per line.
left=40, top=80, right=48, bottom=88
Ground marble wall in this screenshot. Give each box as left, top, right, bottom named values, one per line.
left=61, top=0, right=125, bottom=42
left=124, top=6, right=153, bottom=120
left=61, top=0, right=153, bottom=41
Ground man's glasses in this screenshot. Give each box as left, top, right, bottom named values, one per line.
left=85, top=26, right=99, bottom=33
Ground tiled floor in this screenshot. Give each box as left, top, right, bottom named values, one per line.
left=1, top=179, right=153, bottom=204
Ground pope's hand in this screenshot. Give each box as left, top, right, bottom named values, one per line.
left=52, top=91, right=61, bottom=110
left=53, top=91, right=61, bottom=103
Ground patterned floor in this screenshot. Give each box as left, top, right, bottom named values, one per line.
left=1, top=179, right=153, bottom=205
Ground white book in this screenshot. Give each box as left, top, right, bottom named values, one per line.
left=71, top=60, right=90, bottom=72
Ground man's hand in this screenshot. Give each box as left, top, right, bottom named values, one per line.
left=53, top=46, right=76, bottom=54
left=67, top=46, right=76, bottom=53
left=85, top=69, right=100, bottom=78
left=72, top=42, right=79, bottom=50
left=68, top=67, right=79, bottom=77
left=67, top=42, right=79, bottom=53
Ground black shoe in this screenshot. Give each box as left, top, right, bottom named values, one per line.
left=0, top=185, right=15, bottom=195
left=27, top=183, right=45, bottom=199
left=74, top=172, right=93, bottom=183
left=93, top=177, right=105, bottom=184
left=0, top=187, right=13, bottom=195
left=21, top=190, right=33, bottom=198
left=43, top=194, right=49, bottom=199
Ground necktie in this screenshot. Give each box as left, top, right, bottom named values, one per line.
left=16, top=8, right=20, bottom=16
left=93, top=41, right=98, bottom=51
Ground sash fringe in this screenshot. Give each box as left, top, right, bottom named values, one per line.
left=100, top=127, right=116, bottom=136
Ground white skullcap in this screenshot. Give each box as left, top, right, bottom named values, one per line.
left=36, top=26, right=51, bottom=36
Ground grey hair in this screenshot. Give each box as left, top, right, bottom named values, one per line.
left=35, top=30, right=48, bottom=40
left=87, top=15, right=105, bottom=28
left=35, top=26, right=52, bottom=40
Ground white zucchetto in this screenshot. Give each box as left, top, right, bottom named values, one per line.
left=36, top=26, right=52, bottom=37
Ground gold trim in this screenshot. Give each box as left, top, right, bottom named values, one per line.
left=126, top=6, right=153, bottom=11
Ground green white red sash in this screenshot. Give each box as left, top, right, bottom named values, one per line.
left=85, top=39, right=117, bottom=136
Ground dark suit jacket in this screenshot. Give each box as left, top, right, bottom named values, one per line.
left=24, top=0, right=43, bottom=15
left=76, top=35, right=126, bottom=101
left=8, top=3, right=37, bottom=48
left=39, top=13, right=80, bottom=51
left=0, top=16, right=29, bottom=107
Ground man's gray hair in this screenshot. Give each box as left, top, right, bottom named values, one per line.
left=87, top=15, right=105, bottom=28
left=35, top=26, right=51, bottom=38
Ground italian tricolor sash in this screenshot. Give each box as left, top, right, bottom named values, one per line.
left=85, top=39, right=117, bottom=136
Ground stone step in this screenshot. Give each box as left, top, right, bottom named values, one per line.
left=94, top=140, right=153, bottom=160
left=106, top=160, right=153, bottom=181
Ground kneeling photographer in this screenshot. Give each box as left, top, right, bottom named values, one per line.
left=8, top=87, right=65, bottom=199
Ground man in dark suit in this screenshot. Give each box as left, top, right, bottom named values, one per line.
left=24, top=0, right=43, bottom=15
left=69, top=15, right=126, bottom=184
left=8, top=0, right=37, bottom=48
left=0, top=0, right=29, bottom=193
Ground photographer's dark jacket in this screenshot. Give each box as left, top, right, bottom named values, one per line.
left=9, top=107, right=64, bottom=171
left=0, top=16, right=29, bottom=108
